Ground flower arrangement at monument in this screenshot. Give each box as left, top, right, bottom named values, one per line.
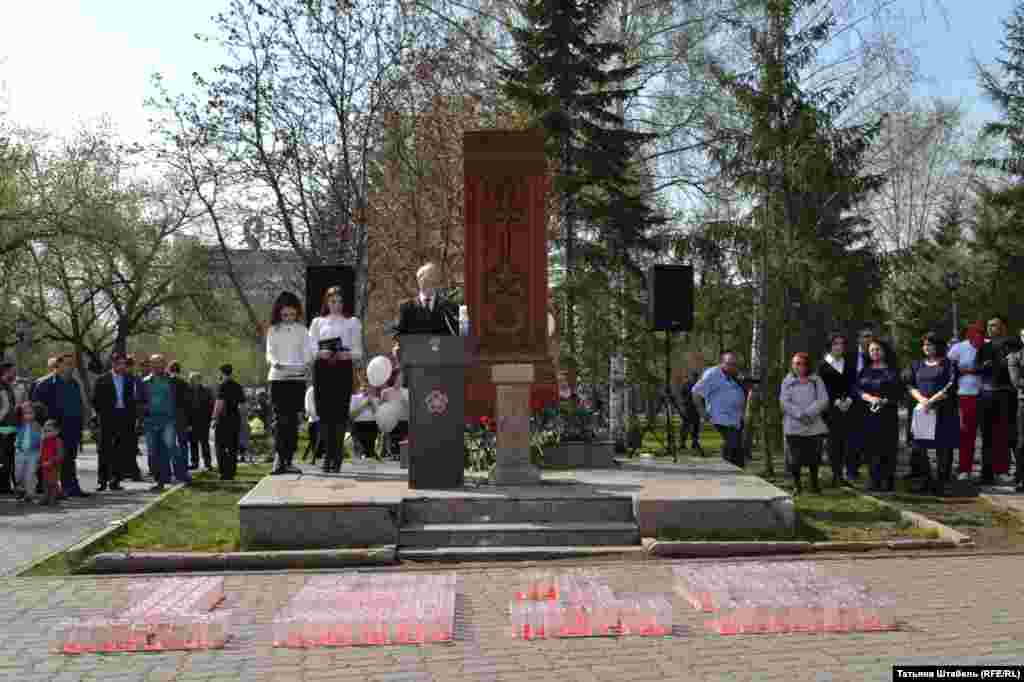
left=555, top=394, right=597, bottom=443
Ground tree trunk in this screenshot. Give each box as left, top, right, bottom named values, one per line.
left=744, top=202, right=772, bottom=476
left=609, top=266, right=628, bottom=447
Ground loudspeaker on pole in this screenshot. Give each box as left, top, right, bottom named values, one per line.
left=305, top=265, right=356, bottom=325
left=648, top=264, right=694, bottom=332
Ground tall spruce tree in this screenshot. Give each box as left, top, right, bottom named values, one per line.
left=498, top=0, right=661, bottom=360
left=704, top=0, right=886, bottom=472
left=972, top=1, right=1024, bottom=323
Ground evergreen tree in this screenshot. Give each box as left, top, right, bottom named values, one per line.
left=976, top=0, right=1024, bottom=176
left=498, top=0, right=662, bottom=359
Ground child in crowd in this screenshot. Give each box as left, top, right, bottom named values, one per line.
left=38, top=419, right=64, bottom=505
left=14, top=402, right=45, bottom=503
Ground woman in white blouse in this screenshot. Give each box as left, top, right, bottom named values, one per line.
left=266, top=292, right=313, bottom=475
left=307, top=285, right=363, bottom=472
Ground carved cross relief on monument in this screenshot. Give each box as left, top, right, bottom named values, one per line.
left=481, top=176, right=530, bottom=344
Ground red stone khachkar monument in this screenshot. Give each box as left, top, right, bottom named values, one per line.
left=463, top=129, right=557, bottom=484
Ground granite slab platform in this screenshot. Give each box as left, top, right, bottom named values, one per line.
left=237, top=458, right=793, bottom=551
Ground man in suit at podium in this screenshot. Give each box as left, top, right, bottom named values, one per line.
left=392, top=263, right=459, bottom=337
left=390, top=262, right=464, bottom=488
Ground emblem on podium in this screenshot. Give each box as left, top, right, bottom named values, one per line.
left=425, top=389, right=449, bottom=416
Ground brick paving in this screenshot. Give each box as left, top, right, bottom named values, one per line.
left=1, top=554, right=1022, bottom=681
left=1, top=444, right=161, bottom=576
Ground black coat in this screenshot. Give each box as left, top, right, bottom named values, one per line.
left=392, top=298, right=458, bottom=336
left=818, top=354, right=858, bottom=403
left=189, top=384, right=214, bottom=428
left=92, top=372, right=138, bottom=421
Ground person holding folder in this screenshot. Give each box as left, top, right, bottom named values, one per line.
left=308, top=285, right=363, bottom=473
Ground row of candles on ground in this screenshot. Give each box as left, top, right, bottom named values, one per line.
left=511, top=571, right=673, bottom=639
left=272, top=573, right=457, bottom=647
left=53, top=577, right=230, bottom=654
left=672, top=563, right=898, bottom=634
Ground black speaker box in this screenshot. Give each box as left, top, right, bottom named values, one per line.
left=648, top=264, right=694, bottom=332
left=305, top=265, right=355, bottom=325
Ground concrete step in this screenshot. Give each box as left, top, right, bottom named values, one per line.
left=401, top=497, right=635, bottom=525
left=399, top=522, right=640, bottom=548
left=399, top=545, right=645, bottom=562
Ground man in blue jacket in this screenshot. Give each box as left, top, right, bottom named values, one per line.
left=32, top=353, right=90, bottom=497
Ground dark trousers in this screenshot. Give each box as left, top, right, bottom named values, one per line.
left=866, top=408, right=899, bottom=488
left=303, top=421, right=325, bottom=461
left=270, top=381, right=305, bottom=469
left=1016, top=400, right=1024, bottom=484
left=189, top=423, right=212, bottom=467
left=314, top=358, right=353, bottom=470
left=0, top=432, right=14, bottom=492
left=60, top=418, right=84, bottom=495
left=824, top=406, right=854, bottom=480
left=715, top=424, right=744, bottom=467
left=351, top=420, right=380, bottom=458
left=680, top=415, right=700, bottom=449
left=320, top=418, right=350, bottom=469
left=910, top=447, right=954, bottom=482
left=98, top=410, right=134, bottom=484
left=387, top=421, right=409, bottom=458
left=215, top=416, right=240, bottom=481
left=787, top=434, right=823, bottom=488
left=979, top=391, right=1012, bottom=477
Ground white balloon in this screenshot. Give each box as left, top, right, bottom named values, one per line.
left=367, top=355, right=393, bottom=387
left=375, top=400, right=402, bottom=433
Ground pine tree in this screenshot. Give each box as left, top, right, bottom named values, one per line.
left=976, top=0, right=1024, bottom=176
left=498, top=0, right=662, bottom=359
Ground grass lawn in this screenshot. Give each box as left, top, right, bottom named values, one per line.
left=21, top=483, right=255, bottom=577
left=881, top=491, right=1024, bottom=550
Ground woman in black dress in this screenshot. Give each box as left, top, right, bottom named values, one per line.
left=855, top=340, right=903, bottom=491
left=906, top=332, right=959, bottom=495
left=307, top=286, right=364, bottom=473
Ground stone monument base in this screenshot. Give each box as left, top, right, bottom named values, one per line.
left=237, top=458, right=794, bottom=556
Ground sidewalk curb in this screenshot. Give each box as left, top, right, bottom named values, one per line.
left=64, top=484, right=186, bottom=565
left=15, top=484, right=185, bottom=576
left=643, top=536, right=961, bottom=557
left=860, top=493, right=975, bottom=547
left=79, top=546, right=398, bottom=573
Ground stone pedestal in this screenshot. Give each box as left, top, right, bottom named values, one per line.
left=490, top=364, right=541, bottom=485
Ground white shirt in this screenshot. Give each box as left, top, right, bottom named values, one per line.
left=308, top=315, right=364, bottom=361
left=304, top=385, right=318, bottom=423
left=947, top=341, right=981, bottom=396
left=825, top=354, right=844, bottom=374
left=266, top=322, right=313, bottom=381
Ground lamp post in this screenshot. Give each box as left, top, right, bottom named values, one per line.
left=943, top=271, right=961, bottom=343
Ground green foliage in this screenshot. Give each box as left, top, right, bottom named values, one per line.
left=976, top=0, right=1024, bottom=177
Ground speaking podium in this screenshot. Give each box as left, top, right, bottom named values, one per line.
left=400, top=335, right=473, bottom=489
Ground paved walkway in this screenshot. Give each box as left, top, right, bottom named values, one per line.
left=1, top=554, right=1023, bottom=681
left=0, top=443, right=161, bottom=576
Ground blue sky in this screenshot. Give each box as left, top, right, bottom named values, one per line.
left=0, top=0, right=1016, bottom=143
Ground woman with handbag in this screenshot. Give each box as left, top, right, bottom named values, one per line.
left=779, top=352, right=830, bottom=494
left=906, top=332, right=960, bottom=495
left=307, top=286, right=363, bottom=473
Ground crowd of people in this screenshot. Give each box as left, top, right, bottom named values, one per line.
left=0, top=261, right=450, bottom=506
left=0, top=350, right=249, bottom=503
left=687, top=317, right=1024, bottom=495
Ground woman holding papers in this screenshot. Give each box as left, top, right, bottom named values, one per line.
left=266, top=292, right=314, bottom=475
left=906, top=332, right=960, bottom=495
left=308, top=286, right=363, bottom=473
